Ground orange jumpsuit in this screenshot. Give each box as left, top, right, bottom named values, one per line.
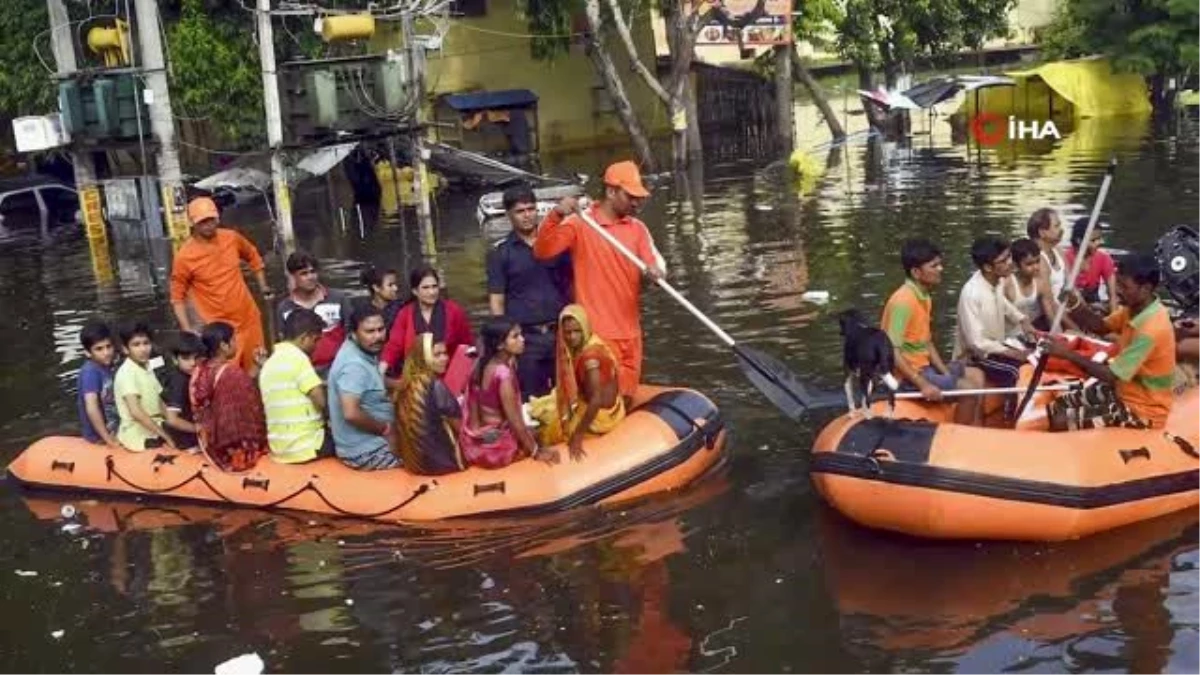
left=170, top=229, right=266, bottom=371
left=534, top=205, right=659, bottom=397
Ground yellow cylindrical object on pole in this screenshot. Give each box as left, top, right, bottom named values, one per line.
left=320, top=14, right=376, bottom=43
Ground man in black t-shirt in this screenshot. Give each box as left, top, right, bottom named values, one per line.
left=486, top=185, right=572, bottom=399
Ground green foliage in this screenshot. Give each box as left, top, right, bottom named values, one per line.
left=520, top=0, right=582, bottom=61
left=828, top=0, right=1014, bottom=79
left=1040, top=0, right=1199, bottom=80
left=0, top=0, right=55, bottom=119
left=792, top=0, right=842, bottom=50
left=165, top=0, right=264, bottom=145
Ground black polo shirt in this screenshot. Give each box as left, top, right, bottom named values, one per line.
left=486, top=231, right=571, bottom=326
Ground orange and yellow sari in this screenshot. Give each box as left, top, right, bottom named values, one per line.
left=530, top=304, right=626, bottom=444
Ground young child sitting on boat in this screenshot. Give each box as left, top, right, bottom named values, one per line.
left=161, top=332, right=201, bottom=452
left=77, top=320, right=122, bottom=450
left=114, top=322, right=176, bottom=452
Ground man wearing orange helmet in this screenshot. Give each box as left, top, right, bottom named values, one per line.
left=170, top=197, right=273, bottom=371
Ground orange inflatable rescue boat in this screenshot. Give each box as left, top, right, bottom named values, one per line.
left=7, top=386, right=726, bottom=523
left=810, top=385, right=1199, bottom=542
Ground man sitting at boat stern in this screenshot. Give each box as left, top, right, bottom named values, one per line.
left=1046, top=254, right=1177, bottom=431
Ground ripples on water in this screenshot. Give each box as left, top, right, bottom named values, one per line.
left=1, top=115, right=1197, bottom=672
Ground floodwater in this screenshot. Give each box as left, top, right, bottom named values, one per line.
left=1, top=113, right=1197, bottom=672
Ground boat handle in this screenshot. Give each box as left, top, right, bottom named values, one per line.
left=242, top=477, right=271, bottom=492
left=473, top=481, right=506, bottom=496
left=50, top=460, right=75, bottom=473
left=1118, top=447, right=1151, bottom=464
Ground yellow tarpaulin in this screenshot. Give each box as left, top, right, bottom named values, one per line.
left=958, top=57, right=1152, bottom=120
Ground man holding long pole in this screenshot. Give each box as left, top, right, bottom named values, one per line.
left=534, top=161, right=665, bottom=405
left=1045, top=254, right=1176, bottom=431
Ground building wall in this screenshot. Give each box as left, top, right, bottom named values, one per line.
left=379, top=0, right=667, bottom=153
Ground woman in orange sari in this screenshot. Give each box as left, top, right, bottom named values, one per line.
left=191, top=322, right=269, bottom=472
left=531, top=304, right=625, bottom=461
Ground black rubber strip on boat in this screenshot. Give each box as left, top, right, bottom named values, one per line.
left=809, top=453, right=1199, bottom=509
left=460, top=390, right=724, bottom=519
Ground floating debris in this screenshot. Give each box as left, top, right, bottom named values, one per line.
left=214, top=653, right=264, bottom=675
left=50, top=630, right=64, bottom=639
left=801, top=290, right=831, bottom=304
left=15, top=570, right=38, bottom=577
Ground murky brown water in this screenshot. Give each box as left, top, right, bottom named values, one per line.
left=2, top=113, right=1197, bottom=672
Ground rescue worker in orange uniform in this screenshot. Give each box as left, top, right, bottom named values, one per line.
left=170, top=197, right=274, bottom=372
left=533, top=161, right=665, bottom=405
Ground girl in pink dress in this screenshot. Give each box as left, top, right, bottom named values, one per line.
left=459, top=319, right=559, bottom=469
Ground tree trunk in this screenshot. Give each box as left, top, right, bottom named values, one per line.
left=684, top=79, right=703, bottom=167
left=774, top=44, right=795, bottom=155
left=790, top=50, right=845, bottom=141
left=583, top=0, right=656, bottom=171
left=857, top=65, right=874, bottom=90
left=663, top=5, right=693, bottom=170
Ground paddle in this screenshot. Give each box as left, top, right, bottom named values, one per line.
left=899, top=383, right=1071, bottom=400
left=1012, top=158, right=1117, bottom=423
left=573, top=207, right=841, bottom=420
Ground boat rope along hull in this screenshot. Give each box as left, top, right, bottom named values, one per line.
left=7, top=387, right=727, bottom=523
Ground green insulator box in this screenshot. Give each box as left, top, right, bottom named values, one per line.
left=376, top=60, right=410, bottom=113
left=91, top=78, right=120, bottom=138
left=58, top=81, right=85, bottom=136
left=307, top=70, right=339, bottom=128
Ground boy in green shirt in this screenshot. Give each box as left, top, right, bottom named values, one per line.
left=114, top=322, right=177, bottom=451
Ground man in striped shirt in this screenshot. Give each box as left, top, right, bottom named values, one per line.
left=260, top=308, right=331, bottom=464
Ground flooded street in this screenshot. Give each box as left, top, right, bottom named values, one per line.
left=1, top=114, right=1197, bottom=672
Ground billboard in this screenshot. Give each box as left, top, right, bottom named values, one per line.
left=695, top=0, right=793, bottom=47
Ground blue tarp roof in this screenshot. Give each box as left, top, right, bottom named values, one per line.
left=443, top=89, right=538, bottom=112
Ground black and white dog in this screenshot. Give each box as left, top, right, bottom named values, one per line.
left=837, top=308, right=899, bottom=417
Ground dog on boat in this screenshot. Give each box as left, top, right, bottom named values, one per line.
left=838, top=308, right=899, bottom=418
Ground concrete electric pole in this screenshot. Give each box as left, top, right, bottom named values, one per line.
left=46, top=1, right=103, bottom=232
left=255, top=0, right=296, bottom=251
left=132, top=0, right=188, bottom=242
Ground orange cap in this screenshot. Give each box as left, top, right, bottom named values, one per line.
left=187, top=197, right=219, bottom=224
left=603, top=160, right=649, bottom=198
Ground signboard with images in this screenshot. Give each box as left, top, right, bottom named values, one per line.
left=695, top=0, right=793, bottom=47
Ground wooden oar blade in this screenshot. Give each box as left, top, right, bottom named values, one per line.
left=733, top=345, right=844, bottom=420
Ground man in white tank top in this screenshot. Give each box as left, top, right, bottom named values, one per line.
left=1025, top=207, right=1075, bottom=330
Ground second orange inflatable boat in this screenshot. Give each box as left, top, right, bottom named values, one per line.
left=810, top=386, right=1199, bottom=542
left=7, top=386, right=726, bottom=523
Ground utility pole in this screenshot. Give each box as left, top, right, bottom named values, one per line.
left=132, top=0, right=188, bottom=242
left=47, top=1, right=98, bottom=222
left=403, top=13, right=436, bottom=263
left=47, top=0, right=113, bottom=281
left=255, top=0, right=295, bottom=251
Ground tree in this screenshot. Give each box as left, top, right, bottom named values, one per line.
left=523, top=0, right=724, bottom=171
left=790, top=0, right=845, bottom=140
left=165, top=0, right=265, bottom=146
left=0, top=0, right=56, bottom=121
left=834, top=0, right=1014, bottom=89
left=1039, top=0, right=1198, bottom=112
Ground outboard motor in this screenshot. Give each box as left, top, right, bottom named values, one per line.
left=1155, top=225, right=1199, bottom=314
